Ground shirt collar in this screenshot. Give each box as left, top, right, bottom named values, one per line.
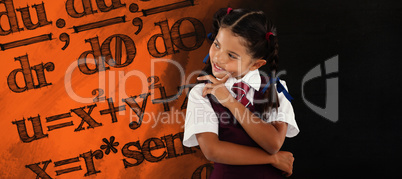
left=224, top=69, right=261, bottom=91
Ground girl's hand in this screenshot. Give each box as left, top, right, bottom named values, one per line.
left=197, top=74, right=235, bottom=107
left=272, top=151, right=294, bottom=177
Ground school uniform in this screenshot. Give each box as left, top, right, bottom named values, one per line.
left=183, top=69, right=299, bottom=178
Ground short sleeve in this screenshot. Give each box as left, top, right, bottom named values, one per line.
left=263, top=80, right=300, bottom=138
left=183, top=83, right=219, bottom=147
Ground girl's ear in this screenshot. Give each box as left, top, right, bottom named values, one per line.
left=250, top=59, right=267, bottom=71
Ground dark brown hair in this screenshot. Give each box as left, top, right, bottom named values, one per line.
left=199, top=7, right=280, bottom=115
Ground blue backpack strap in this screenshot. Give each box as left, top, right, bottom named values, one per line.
left=276, top=80, right=294, bottom=101
left=261, top=76, right=293, bottom=102
left=203, top=53, right=209, bottom=64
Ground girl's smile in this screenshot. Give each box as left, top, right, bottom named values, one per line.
left=212, top=62, right=226, bottom=72
left=209, top=27, right=266, bottom=80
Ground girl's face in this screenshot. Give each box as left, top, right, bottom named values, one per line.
left=209, top=27, right=266, bottom=80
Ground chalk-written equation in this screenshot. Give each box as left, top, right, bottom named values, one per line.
left=2, top=0, right=214, bottom=178
left=16, top=77, right=214, bottom=178
left=12, top=75, right=195, bottom=142
left=25, top=133, right=210, bottom=179
left=4, top=0, right=206, bottom=92
left=0, top=0, right=197, bottom=50
left=12, top=74, right=215, bottom=178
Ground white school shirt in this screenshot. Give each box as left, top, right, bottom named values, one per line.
left=182, top=69, right=300, bottom=147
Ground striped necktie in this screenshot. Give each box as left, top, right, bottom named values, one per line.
left=231, top=81, right=253, bottom=108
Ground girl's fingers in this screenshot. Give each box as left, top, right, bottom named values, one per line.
left=203, top=83, right=214, bottom=97
left=197, top=75, right=218, bottom=84
left=203, top=88, right=212, bottom=97
left=197, top=74, right=231, bottom=84
left=220, top=73, right=231, bottom=83
left=205, top=83, right=213, bottom=88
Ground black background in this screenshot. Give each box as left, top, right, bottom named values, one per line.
left=229, top=0, right=402, bottom=178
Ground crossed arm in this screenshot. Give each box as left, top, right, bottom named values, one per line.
left=186, top=76, right=293, bottom=175
left=226, top=101, right=288, bottom=154
left=195, top=132, right=293, bottom=176
left=196, top=132, right=276, bottom=165
left=199, top=75, right=288, bottom=155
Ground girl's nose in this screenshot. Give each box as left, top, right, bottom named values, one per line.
left=213, top=51, right=226, bottom=65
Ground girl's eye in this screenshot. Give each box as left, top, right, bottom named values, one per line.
left=229, top=53, right=237, bottom=59
left=214, top=42, right=220, bottom=49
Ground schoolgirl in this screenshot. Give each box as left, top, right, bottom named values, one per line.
left=183, top=8, right=299, bottom=178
